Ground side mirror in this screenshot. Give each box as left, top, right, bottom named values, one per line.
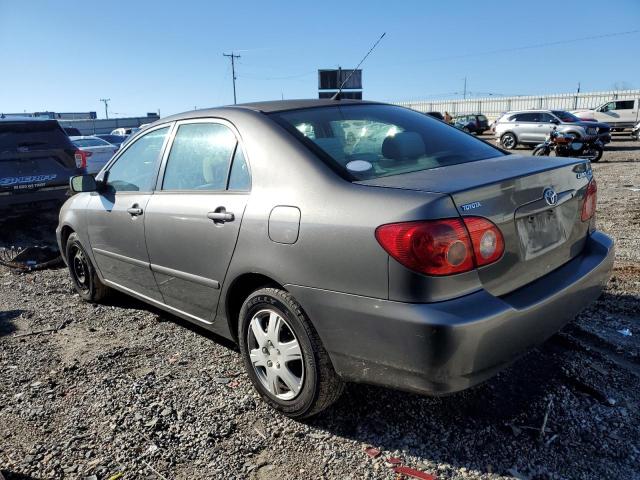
left=70, top=174, right=97, bottom=193
left=552, top=119, right=560, bottom=124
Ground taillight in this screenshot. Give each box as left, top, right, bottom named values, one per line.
left=581, top=178, right=597, bottom=221
left=74, top=149, right=88, bottom=169
left=375, top=217, right=504, bottom=276
left=463, top=217, right=505, bottom=266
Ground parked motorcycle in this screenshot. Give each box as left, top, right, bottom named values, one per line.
left=532, top=127, right=604, bottom=162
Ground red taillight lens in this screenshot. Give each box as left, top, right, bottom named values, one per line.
left=375, top=217, right=504, bottom=276
left=463, top=217, right=505, bottom=266
left=581, top=178, right=597, bottom=221
left=74, top=150, right=87, bottom=169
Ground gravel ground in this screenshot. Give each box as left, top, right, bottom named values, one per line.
left=1, top=134, right=639, bottom=480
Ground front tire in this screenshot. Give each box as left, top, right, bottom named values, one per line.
left=238, top=288, right=344, bottom=418
left=66, top=232, right=110, bottom=302
left=500, top=132, right=517, bottom=149
left=532, top=146, right=550, bottom=156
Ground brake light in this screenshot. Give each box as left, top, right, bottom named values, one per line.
left=73, top=149, right=90, bottom=169
left=375, top=217, right=504, bottom=276
left=581, top=178, right=597, bottom=221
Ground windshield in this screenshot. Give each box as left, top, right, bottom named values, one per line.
left=551, top=110, right=580, bottom=123
left=271, top=104, right=503, bottom=180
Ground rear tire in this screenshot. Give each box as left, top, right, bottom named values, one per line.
left=238, top=287, right=344, bottom=418
left=500, top=132, right=517, bottom=149
left=586, top=144, right=603, bottom=162
left=66, top=232, right=109, bottom=302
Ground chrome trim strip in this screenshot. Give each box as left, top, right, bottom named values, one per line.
left=93, top=248, right=149, bottom=269
left=102, top=279, right=213, bottom=325
left=150, top=263, right=220, bottom=289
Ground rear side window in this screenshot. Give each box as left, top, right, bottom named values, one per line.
left=0, top=121, right=72, bottom=151
left=228, top=147, right=251, bottom=191
left=271, top=104, right=503, bottom=180
left=162, top=123, right=237, bottom=191
left=615, top=100, right=635, bottom=110
left=107, top=126, right=169, bottom=192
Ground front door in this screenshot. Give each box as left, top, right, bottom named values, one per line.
left=87, top=125, right=171, bottom=301
left=536, top=113, right=557, bottom=142
left=144, top=120, right=252, bottom=322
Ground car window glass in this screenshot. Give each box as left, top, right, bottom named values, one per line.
left=616, top=100, right=634, bottom=110
left=272, top=104, right=503, bottom=180
left=228, top=146, right=251, bottom=191
left=539, top=113, right=554, bottom=123
left=73, top=138, right=111, bottom=148
left=107, top=126, right=169, bottom=192
left=162, top=123, right=236, bottom=191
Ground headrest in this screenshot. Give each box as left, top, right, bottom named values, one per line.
left=382, top=132, right=425, bottom=160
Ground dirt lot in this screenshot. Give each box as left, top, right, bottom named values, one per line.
left=1, top=134, right=639, bottom=480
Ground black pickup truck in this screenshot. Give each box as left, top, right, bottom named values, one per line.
left=0, top=118, right=84, bottom=218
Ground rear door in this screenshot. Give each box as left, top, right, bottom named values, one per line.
left=144, top=119, right=251, bottom=323
left=0, top=120, right=78, bottom=197
left=86, top=125, right=171, bottom=301
left=537, top=112, right=557, bottom=141
left=517, top=112, right=542, bottom=142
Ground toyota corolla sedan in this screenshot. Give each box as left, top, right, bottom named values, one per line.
left=57, top=99, right=614, bottom=418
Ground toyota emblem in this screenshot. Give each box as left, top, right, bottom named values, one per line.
left=543, top=187, right=558, bottom=206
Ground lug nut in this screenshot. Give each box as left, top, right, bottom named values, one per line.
left=267, top=360, right=273, bottom=367
left=262, top=347, right=268, bottom=354
left=276, top=362, right=280, bottom=369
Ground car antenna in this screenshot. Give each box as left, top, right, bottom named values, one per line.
left=332, top=32, right=386, bottom=101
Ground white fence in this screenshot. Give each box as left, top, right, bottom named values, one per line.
left=393, top=89, right=640, bottom=121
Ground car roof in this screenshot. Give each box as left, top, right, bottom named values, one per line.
left=159, top=99, right=383, bottom=123
left=0, top=116, right=56, bottom=123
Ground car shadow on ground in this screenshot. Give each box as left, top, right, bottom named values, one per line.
left=102, top=290, right=239, bottom=352
left=0, top=210, right=60, bottom=250
left=0, top=309, right=24, bottom=337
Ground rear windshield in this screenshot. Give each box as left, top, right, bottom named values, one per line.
left=271, top=104, right=503, bottom=180
left=0, top=121, right=72, bottom=151
left=73, top=137, right=111, bottom=148
left=477, top=115, right=488, bottom=121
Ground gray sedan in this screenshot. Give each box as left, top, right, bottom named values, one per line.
left=57, top=99, right=614, bottom=418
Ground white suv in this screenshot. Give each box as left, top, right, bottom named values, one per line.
left=493, top=110, right=610, bottom=150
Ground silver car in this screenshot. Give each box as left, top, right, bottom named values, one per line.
left=57, top=100, right=614, bottom=418
left=494, top=109, right=610, bottom=149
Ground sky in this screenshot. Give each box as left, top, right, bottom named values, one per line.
left=1, top=0, right=639, bottom=119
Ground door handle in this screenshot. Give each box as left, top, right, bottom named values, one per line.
left=127, top=205, right=143, bottom=216
left=207, top=208, right=234, bottom=223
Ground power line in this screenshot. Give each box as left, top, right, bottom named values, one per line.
left=408, top=29, right=640, bottom=65
left=223, top=52, right=241, bottom=104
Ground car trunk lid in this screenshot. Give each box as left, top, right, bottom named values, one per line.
left=357, top=155, right=593, bottom=296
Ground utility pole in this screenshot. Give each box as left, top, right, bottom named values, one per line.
left=463, top=77, right=467, bottom=100
left=577, top=82, right=581, bottom=93
left=223, top=52, right=241, bottom=104
left=100, top=98, right=110, bottom=119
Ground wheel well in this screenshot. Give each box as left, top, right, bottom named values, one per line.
left=60, top=226, right=74, bottom=261
left=225, top=273, right=283, bottom=343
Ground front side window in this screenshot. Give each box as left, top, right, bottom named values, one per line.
left=107, top=126, right=169, bottom=192
left=271, top=104, right=503, bottom=180
left=162, top=123, right=237, bottom=191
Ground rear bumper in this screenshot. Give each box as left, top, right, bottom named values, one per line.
left=287, top=231, right=614, bottom=395
left=0, top=186, right=69, bottom=216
